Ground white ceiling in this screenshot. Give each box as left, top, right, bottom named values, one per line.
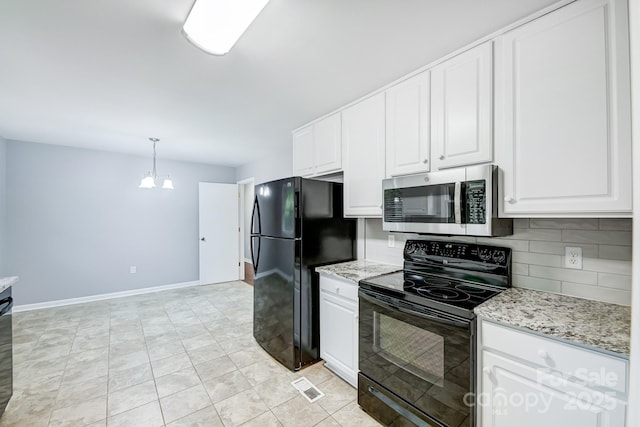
left=0, top=0, right=559, bottom=167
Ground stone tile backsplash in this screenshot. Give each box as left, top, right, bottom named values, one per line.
left=363, top=218, right=632, bottom=306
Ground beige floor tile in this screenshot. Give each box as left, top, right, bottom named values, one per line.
left=240, top=359, right=289, bottom=387
left=165, top=405, right=224, bottom=427
left=239, top=410, right=283, bottom=427
left=61, top=359, right=108, bottom=386
left=272, top=395, right=330, bottom=427
left=48, top=396, right=107, bottom=427
left=316, top=376, right=357, bottom=415
left=160, top=383, right=212, bottom=423
left=227, top=348, right=272, bottom=369
left=151, top=352, right=193, bottom=378
left=107, top=400, right=164, bottom=427
left=313, top=417, right=342, bottom=427
left=65, top=347, right=109, bottom=368
left=294, top=364, right=335, bottom=387
left=214, top=389, right=269, bottom=427
left=187, top=342, right=226, bottom=365
left=202, top=370, right=252, bottom=403
left=147, top=340, right=186, bottom=362
left=107, top=380, right=158, bottom=417
left=253, top=373, right=298, bottom=409
left=108, top=362, right=154, bottom=393
left=193, top=354, right=237, bottom=381
left=54, top=375, right=108, bottom=410
left=156, top=367, right=202, bottom=398
left=331, top=402, right=382, bottom=427
left=181, top=332, right=218, bottom=352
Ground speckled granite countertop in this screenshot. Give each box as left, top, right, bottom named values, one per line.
left=0, top=276, right=18, bottom=293
left=475, top=287, right=631, bottom=356
left=316, top=260, right=401, bottom=284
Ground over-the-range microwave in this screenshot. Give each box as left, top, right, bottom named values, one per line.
left=382, top=164, right=513, bottom=237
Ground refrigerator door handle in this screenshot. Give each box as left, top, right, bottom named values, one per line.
left=251, top=195, right=261, bottom=235
left=250, top=236, right=261, bottom=274
left=294, top=191, right=300, bottom=219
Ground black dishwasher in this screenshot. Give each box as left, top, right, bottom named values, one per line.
left=0, top=287, right=12, bottom=415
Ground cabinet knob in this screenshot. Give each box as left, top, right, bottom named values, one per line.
left=423, top=158, right=428, bottom=164
left=537, top=349, right=549, bottom=359
left=483, top=367, right=492, bottom=376
left=336, top=287, right=340, bottom=294
left=439, top=155, right=445, bottom=160
left=504, top=196, right=516, bottom=204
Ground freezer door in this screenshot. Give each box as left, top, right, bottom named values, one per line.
left=254, top=178, right=299, bottom=239
left=252, top=236, right=299, bottom=370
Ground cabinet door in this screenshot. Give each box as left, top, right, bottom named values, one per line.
left=385, top=71, right=430, bottom=177
left=342, top=93, right=386, bottom=217
left=480, top=350, right=626, bottom=427
left=314, top=112, right=342, bottom=175
left=292, top=125, right=314, bottom=177
left=495, top=0, right=631, bottom=216
left=320, top=290, right=358, bottom=386
left=431, top=41, right=493, bottom=171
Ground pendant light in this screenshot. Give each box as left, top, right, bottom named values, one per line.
left=182, top=0, right=270, bottom=55
left=139, top=138, right=174, bottom=190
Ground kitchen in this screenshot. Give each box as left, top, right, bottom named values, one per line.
left=0, top=0, right=639, bottom=426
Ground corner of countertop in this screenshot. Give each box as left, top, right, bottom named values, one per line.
left=0, top=276, right=18, bottom=293
left=316, top=260, right=402, bottom=283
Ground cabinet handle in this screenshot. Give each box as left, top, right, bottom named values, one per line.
left=439, top=155, right=445, bottom=160
left=537, top=349, right=549, bottom=359
left=336, top=287, right=340, bottom=294
left=422, top=158, right=428, bottom=164
left=504, top=196, right=516, bottom=204
left=483, top=367, right=492, bottom=375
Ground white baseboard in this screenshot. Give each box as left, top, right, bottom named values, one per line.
left=13, top=280, right=201, bottom=313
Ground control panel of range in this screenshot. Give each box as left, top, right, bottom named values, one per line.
left=464, top=180, right=486, bottom=224
left=404, top=240, right=511, bottom=267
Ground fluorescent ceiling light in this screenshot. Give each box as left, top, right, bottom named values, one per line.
left=183, top=0, right=270, bottom=55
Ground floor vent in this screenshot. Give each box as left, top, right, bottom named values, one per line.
left=291, top=377, right=325, bottom=403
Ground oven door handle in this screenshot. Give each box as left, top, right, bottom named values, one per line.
left=359, top=291, right=469, bottom=329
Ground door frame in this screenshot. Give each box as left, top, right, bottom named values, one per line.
left=237, top=177, right=255, bottom=281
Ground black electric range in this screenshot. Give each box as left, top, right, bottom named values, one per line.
left=357, top=239, right=512, bottom=427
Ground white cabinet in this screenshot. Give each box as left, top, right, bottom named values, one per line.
left=495, top=0, right=632, bottom=217
left=319, top=273, right=358, bottom=387
left=431, top=41, right=493, bottom=171
left=342, top=93, right=386, bottom=217
left=478, top=319, right=628, bottom=427
left=292, top=112, right=342, bottom=177
left=385, top=71, right=430, bottom=177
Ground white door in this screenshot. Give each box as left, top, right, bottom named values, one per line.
left=199, top=182, right=240, bottom=285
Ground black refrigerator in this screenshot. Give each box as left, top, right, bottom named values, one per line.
left=251, top=177, right=356, bottom=371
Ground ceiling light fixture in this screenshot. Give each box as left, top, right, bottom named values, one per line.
left=139, top=138, right=174, bottom=190
left=182, top=0, right=270, bottom=55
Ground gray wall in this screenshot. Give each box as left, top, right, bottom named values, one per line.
left=235, top=143, right=292, bottom=185
left=0, top=137, right=6, bottom=277
left=6, top=140, right=236, bottom=305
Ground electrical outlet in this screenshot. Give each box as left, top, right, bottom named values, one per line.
left=388, top=235, right=395, bottom=248
left=564, top=247, right=582, bottom=270
left=130, top=266, right=137, bottom=274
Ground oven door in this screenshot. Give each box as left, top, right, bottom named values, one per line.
left=358, top=288, right=474, bottom=427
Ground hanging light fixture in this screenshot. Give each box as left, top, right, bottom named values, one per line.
left=139, top=138, right=174, bottom=190
left=182, top=0, right=270, bottom=55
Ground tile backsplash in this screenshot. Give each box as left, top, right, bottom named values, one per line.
left=363, top=218, right=632, bottom=306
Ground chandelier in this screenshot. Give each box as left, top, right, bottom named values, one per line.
left=139, top=138, right=174, bottom=189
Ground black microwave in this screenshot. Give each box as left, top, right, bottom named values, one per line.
left=382, top=165, right=513, bottom=237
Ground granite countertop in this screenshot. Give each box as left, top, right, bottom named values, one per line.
left=316, top=260, right=401, bottom=284
left=0, top=276, right=18, bottom=293
left=475, top=287, right=631, bottom=356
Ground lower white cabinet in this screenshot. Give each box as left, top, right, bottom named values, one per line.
left=478, top=319, right=628, bottom=427
left=319, top=273, right=358, bottom=387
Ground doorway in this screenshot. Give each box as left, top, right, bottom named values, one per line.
left=238, top=178, right=255, bottom=285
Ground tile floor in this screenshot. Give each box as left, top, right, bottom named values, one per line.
left=0, top=281, right=382, bottom=427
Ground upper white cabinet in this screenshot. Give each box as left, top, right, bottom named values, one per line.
left=385, top=71, right=430, bottom=177
left=431, top=41, right=493, bottom=171
left=342, top=93, right=386, bottom=217
left=495, top=0, right=632, bottom=217
left=292, top=112, right=342, bottom=177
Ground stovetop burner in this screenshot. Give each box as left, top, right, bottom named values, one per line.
left=358, top=240, right=512, bottom=318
